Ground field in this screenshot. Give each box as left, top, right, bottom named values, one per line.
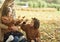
left=15, top=7, right=60, bottom=42
left=0, top=4, right=60, bottom=42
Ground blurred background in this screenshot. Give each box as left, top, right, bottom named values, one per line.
left=0, top=0, right=60, bottom=42
left=0, top=0, right=60, bottom=11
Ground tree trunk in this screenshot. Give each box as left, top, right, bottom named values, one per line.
left=1, top=0, right=14, bottom=13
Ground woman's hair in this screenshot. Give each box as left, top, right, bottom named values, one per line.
left=2, top=7, right=11, bottom=16
left=32, top=18, right=40, bottom=29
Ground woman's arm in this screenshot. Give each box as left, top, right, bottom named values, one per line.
left=14, top=16, right=25, bottom=26
left=1, top=16, right=9, bottom=29
left=0, top=23, right=8, bottom=29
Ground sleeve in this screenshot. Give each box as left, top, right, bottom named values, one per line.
left=20, top=22, right=27, bottom=31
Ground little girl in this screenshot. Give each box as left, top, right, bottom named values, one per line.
left=20, top=18, right=41, bottom=42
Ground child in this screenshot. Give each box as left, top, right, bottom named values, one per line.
left=20, top=18, right=41, bottom=42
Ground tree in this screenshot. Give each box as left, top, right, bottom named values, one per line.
left=1, top=0, right=14, bottom=11
left=0, top=0, right=14, bottom=14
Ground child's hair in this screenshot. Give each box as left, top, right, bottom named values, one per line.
left=32, top=18, right=40, bottom=29
left=2, top=6, right=11, bottom=16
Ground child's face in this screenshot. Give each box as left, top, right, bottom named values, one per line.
left=28, top=19, right=34, bottom=26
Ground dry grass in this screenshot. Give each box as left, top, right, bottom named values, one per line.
left=15, top=8, right=60, bottom=42
left=0, top=4, right=60, bottom=42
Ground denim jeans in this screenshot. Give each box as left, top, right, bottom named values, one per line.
left=12, top=36, right=27, bottom=42
left=12, top=36, right=19, bottom=42
left=20, top=38, right=27, bottom=42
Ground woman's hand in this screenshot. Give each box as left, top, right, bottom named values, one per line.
left=10, top=26, right=18, bottom=31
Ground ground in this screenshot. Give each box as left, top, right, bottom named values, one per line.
left=0, top=4, right=60, bottom=42
left=15, top=7, right=60, bottom=42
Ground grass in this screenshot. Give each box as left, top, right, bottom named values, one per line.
left=0, top=4, right=60, bottom=42
left=15, top=8, right=60, bottom=42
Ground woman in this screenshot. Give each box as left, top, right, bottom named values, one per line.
left=20, top=18, right=41, bottom=42
left=1, top=6, right=27, bottom=42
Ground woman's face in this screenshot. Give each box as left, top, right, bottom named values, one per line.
left=7, top=9, right=13, bottom=17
